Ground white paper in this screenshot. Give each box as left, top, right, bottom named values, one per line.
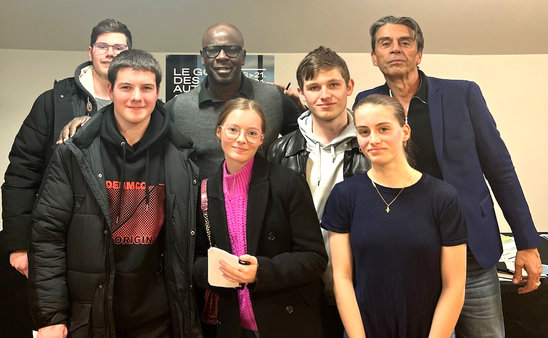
left=208, top=247, right=240, bottom=288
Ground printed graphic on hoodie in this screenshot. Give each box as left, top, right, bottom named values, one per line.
left=106, top=180, right=166, bottom=245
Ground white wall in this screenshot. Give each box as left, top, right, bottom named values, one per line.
left=0, top=49, right=546, bottom=232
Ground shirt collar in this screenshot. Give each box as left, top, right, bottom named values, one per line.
left=414, top=69, right=428, bottom=103
left=198, top=73, right=253, bottom=105
left=385, top=69, right=428, bottom=104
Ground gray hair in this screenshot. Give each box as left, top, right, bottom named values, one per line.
left=370, top=16, right=424, bottom=52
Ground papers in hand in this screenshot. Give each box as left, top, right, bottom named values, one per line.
left=208, top=247, right=240, bottom=288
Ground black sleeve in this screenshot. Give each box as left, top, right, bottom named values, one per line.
left=253, top=172, right=328, bottom=292
left=279, top=90, right=300, bottom=135
left=28, top=146, right=74, bottom=328
left=1, top=89, right=55, bottom=254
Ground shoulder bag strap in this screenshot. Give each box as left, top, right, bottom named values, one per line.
left=200, top=179, right=214, bottom=247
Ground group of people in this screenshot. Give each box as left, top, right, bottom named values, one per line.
left=0, top=15, right=542, bottom=338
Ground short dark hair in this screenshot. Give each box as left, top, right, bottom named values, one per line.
left=296, top=46, right=351, bottom=89
left=370, top=16, right=424, bottom=52
left=90, top=19, right=133, bottom=49
left=217, top=98, right=267, bottom=133
left=108, top=49, right=162, bottom=87
left=354, top=94, right=414, bottom=166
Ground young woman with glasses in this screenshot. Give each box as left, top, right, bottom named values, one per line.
left=193, top=98, right=327, bottom=338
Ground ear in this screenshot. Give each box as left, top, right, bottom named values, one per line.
left=346, top=78, right=355, bottom=96
left=297, top=87, right=307, bottom=105
left=108, top=82, right=114, bottom=100
left=199, top=50, right=205, bottom=66
left=215, top=126, right=222, bottom=140
left=241, top=49, right=246, bottom=66
left=402, top=123, right=411, bottom=142
left=416, top=50, right=423, bottom=66
left=88, top=46, right=93, bottom=62
left=371, top=51, right=378, bottom=67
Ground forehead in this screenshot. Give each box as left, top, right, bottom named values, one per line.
left=224, top=109, right=262, bottom=126
left=95, top=32, right=127, bottom=44
left=114, top=68, right=157, bottom=85
left=303, top=67, right=346, bottom=84
left=376, top=23, right=414, bottom=40
left=203, top=27, right=243, bottom=47
left=355, top=104, right=397, bottom=124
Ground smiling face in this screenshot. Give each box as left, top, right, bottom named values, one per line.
left=88, top=32, right=128, bottom=80
left=354, top=103, right=410, bottom=167
left=108, top=68, right=159, bottom=133
left=216, top=108, right=264, bottom=173
left=201, top=25, right=246, bottom=87
left=371, top=23, right=422, bottom=78
left=299, top=67, right=354, bottom=125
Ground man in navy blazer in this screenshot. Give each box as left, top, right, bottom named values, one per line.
left=354, top=15, right=542, bottom=337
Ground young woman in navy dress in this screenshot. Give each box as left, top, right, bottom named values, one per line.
left=322, top=94, right=467, bottom=338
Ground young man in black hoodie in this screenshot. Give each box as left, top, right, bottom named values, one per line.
left=28, top=49, right=202, bottom=337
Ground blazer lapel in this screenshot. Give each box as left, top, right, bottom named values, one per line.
left=245, top=157, right=270, bottom=256
left=427, top=77, right=445, bottom=166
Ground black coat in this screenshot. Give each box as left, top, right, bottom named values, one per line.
left=1, top=61, right=97, bottom=254
left=194, top=156, right=327, bottom=338
left=28, top=105, right=202, bottom=338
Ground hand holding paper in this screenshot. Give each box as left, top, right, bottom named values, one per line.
left=220, top=254, right=258, bottom=284
left=208, top=247, right=240, bottom=288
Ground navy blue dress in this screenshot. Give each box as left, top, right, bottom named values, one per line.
left=322, top=173, right=467, bottom=338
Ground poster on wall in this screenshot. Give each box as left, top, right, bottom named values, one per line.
left=165, top=54, right=275, bottom=102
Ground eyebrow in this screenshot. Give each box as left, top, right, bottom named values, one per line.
left=117, top=81, right=156, bottom=87
left=356, top=121, right=391, bottom=128
left=377, top=36, right=414, bottom=43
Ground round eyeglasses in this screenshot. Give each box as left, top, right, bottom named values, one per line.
left=220, top=124, right=263, bottom=144
left=92, top=42, right=129, bottom=54
left=202, top=45, right=243, bottom=58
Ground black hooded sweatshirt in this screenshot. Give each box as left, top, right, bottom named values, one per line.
left=100, top=107, right=170, bottom=332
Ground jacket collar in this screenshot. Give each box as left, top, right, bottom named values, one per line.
left=425, top=75, right=444, bottom=166
left=207, top=155, right=270, bottom=255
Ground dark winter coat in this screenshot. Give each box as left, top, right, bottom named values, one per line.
left=28, top=104, right=202, bottom=337
left=1, top=61, right=97, bottom=253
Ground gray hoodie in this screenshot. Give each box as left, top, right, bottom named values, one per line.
left=298, top=109, right=357, bottom=300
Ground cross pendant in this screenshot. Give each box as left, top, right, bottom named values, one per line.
left=386, top=206, right=390, bottom=213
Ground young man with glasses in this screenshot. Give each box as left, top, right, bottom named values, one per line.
left=1, top=18, right=131, bottom=308
left=164, top=22, right=301, bottom=179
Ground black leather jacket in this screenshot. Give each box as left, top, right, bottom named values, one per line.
left=267, top=129, right=370, bottom=179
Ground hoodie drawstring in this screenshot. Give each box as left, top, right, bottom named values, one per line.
left=145, top=149, right=150, bottom=211
left=116, top=141, right=127, bottom=226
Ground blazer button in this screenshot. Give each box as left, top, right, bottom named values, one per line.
left=267, top=232, right=276, bottom=241
left=285, top=305, right=294, bottom=314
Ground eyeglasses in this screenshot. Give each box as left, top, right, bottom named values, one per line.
left=220, top=124, right=263, bottom=144
left=92, top=42, right=129, bottom=54
left=202, top=45, right=243, bottom=58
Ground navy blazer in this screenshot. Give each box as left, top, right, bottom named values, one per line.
left=354, top=74, right=539, bottom=269
left=193, top=156, right=327, bottom=338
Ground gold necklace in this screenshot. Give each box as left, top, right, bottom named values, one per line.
left=371, top=180, right=405, bottom=213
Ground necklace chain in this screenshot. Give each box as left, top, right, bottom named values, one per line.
left=371, top=180, right=405, bottom=213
